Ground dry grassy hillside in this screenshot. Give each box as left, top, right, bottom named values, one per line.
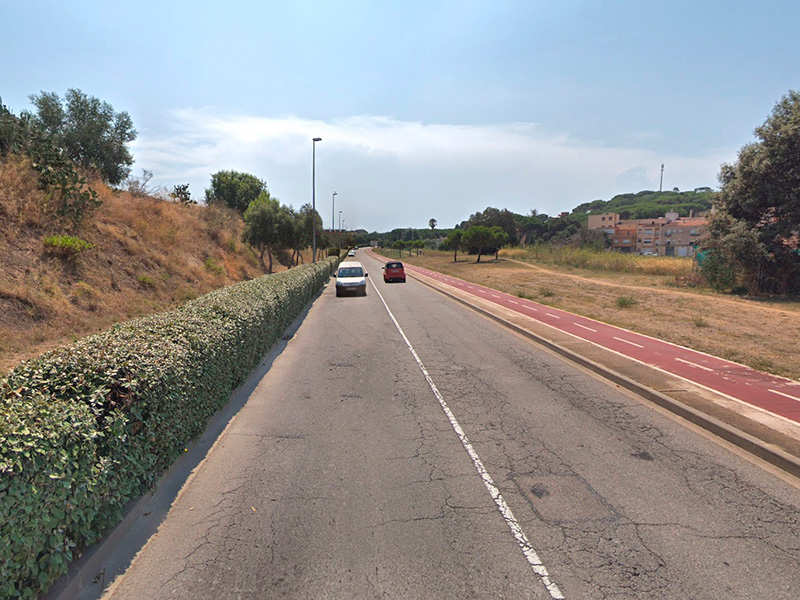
left=0, top=156, right=279, bottom=374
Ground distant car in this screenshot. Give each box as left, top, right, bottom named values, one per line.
left=347, top=249, right=356, bottom=257
left=334, top=261, right=368, bottom=296
left=383, top=261, right=406, bottom=283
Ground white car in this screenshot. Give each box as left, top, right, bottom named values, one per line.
left=347, top=249, right=356, bottom=257
left=334, top=261, right=369, bottom=297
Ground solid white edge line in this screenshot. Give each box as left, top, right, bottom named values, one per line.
left=675, top=357, right=715, bottom=372
left=769, top=389, right=800, bottom=402
left=369, top=279, right=565, bottom=599
left=612, top=336, right=645, bottom=349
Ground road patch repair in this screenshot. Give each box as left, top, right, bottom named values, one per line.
left=367, top=250, right=800, bottom=482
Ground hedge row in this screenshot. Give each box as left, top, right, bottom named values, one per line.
left=0, top=258, right=337, bottom=599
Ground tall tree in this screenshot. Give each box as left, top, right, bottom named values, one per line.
left=392, top=240, right=406, bottom=258
left=703, top=90, right=800, bottom=293
left=429, top=218, right=437, bottom=231
left=490, top=226, right=510, bottom=259
left=242, top=192, right=285, bottom=272
left=460, top=207, right=519, bottom=245
left=297, top=203, right=323, bottom=261
left=206, top=170, right=267, bottom=213
left=444, top=229, right=464, bottom=262
left=463, top=225, right=495, bottom=262
left=27, top=89, right=137, bottom=185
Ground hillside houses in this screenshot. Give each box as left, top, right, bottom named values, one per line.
left=587, top=211, right=707, bottom=256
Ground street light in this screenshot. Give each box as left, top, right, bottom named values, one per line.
left=331, top=191, right=337, bottom=233
left=312, top=137, right=322, bottom=262
left=338, top=210, right=343, bottom=250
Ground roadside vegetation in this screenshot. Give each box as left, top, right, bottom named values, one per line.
left=0, top=153, right=270, bottom=374
left=0, top=93, right=333, bottom=375
left=1, top=90, right=344, bottom=598
left=503, top=245, right=697, bottom=278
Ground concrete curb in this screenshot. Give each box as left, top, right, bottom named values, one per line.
left=408, top=269, right=800, bottom=481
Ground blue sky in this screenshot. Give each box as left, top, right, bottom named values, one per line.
left=2, top=0, right=799, bottom=231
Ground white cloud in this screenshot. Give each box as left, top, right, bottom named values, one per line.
left=131, top=109, right=733, bottom=232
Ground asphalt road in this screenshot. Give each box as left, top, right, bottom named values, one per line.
left=388, top=254, right=800, bottom=424
left=99, top=250, right=800, bottom=600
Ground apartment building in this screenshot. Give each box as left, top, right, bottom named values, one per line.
left=609, top=223, right=637, bottom=252
left=587, top=213, right=620, bottom=234
left=589, top=211, right=706, bottom=256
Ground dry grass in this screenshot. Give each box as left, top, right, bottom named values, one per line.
left=0, top=155, right=57, bottom=236
left=504, top=245, right=695, bottom=278
left=396, top=249, right=800, bottom=381
left=0, top=158, right=299, bottom=375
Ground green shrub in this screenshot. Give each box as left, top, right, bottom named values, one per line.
left=204, top=257, right=225, bottom=275
left=0, top=258, right=338, bottom=598
left=615, top=295, right=638, bottom=308
left=42, top=235, right=93, bottom=258
left=136, top=275, right=155, bottom=287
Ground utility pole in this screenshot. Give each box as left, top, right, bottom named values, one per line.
left=311, top=137, right=322, bottom=261
left=331, top=191, right=337, bottom=232
left=659, top=164, right=664, bottom=192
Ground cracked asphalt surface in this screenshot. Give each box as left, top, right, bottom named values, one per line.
left=99, top=250, right=800, bottom=599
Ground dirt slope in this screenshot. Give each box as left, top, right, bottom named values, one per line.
left=0, top=156, right=276, bottom=374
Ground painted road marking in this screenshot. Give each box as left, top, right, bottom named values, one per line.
left=675, top=358, right=715, bottom=372
left=613, top=336, right=645, bottom=349
left=574, top=323, right=597, bottom=333
left=371, top=281, right=564, bottom=600
left=491, top=294, right=501, bottom=299
left=508, top=300, right=519, bottom=305
left=545, top=313, right=561, bottom=320
left=769, top=389, right=800, bottom=402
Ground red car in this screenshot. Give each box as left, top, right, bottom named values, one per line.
left=383, top=261, right=406, bottom=283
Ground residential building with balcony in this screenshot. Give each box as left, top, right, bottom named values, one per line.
left=588, top=211, right=707, bottom=256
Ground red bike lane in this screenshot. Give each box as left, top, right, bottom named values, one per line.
left=368, top=251, right=800, bottom=426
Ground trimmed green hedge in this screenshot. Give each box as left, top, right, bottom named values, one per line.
left=0, top=258, right=337, bottom=599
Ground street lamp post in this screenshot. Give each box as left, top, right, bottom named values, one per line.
left=338, top=210, right=343, bottom=250
left=312, top=137, right=322, bottom=262
left=331, top=191, right=337, bottom=236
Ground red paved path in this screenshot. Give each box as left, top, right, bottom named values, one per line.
left=368, top=251, right=800, bottom=425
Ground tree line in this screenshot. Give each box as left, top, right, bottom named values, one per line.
left=5, top=86, right=799, bottom=294
left=204, top=170, right=326, bottom=272
left=0, top=90, right=329, bottom=274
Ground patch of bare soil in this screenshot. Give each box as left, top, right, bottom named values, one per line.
left=397, top=250, right=800, bottom=381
